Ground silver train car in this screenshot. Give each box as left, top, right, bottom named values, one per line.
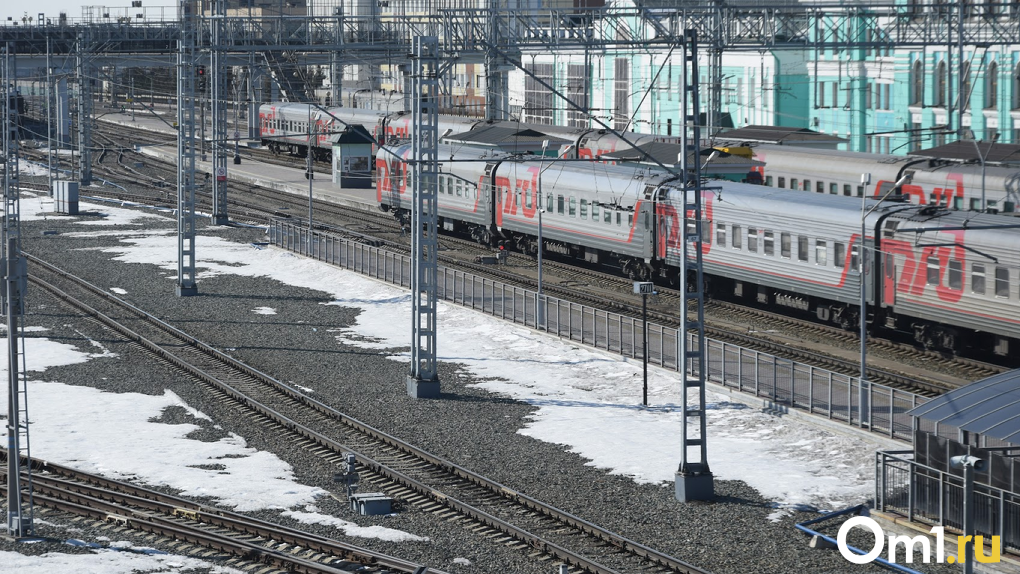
left=750, top=145, right=1020, bottom=213
left=379, top=144, right=1020, bottom=356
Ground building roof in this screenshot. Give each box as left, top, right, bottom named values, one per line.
left=601, top=141, right=765, bottom=171
left=444, top=125, right=570, bottom=147
left=714, top=125, right=847, bottom=146
left=910, top=141, right=1020, bottom=165
left=907, top=369, right=1020, bottom=445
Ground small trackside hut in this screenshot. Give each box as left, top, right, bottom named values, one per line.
left=876, top=369, right=1020, bottom=557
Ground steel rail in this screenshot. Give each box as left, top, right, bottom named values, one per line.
left=24, top=254, right=711, bottom=574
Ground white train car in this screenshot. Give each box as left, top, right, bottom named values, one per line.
left=753, top=145, right=1020, bottom=213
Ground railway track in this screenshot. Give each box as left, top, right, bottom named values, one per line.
left=0, top=453, right=441, bottom=574
left=24, top=252, right=711, bottom=574
left=26, top=120, right=1008, bottom=394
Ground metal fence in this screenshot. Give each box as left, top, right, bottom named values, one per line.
left=877, top=450, right=1020, bottom=552
left=270, top=220, right=928, bottom=441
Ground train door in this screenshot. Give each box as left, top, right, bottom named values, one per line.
left=483, top=161, right=503, bottom=227
left=883, top=252, right=896, bottom=307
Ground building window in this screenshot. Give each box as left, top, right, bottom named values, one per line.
left=566, top=64, right=588, bottom=128
left=523, top=62, right=554, bottom=125
left=1013, top=64, right=1020, bottom=110
left=986, top=61, right=999, bottom=109
left=936, top=60, right=947, bottom=107
left=961, top=62, right=971, bottom=110
left=912, top=59, right=924, bottom=105
left=614, top=59, right=631, bottom=131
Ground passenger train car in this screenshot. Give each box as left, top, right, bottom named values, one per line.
left=259, top=101, right=1020, bottom=213
left=378, top=143, right=1020, bottom=357
left=750, top=145, right=1020, bottom=213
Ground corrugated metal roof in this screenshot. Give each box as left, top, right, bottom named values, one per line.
left=601, top=141, right=765, bottom=168
left=715, top=125, right=847, bottom=145
left=910, top=141, right=1020, bottom=164
left=907, top=369, right=1020, bottom=445
left=445, top=125, right=570, bottom=146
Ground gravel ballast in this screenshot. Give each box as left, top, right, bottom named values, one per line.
left=0, top=189, right=962, bottom=574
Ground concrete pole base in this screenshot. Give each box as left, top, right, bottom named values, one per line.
left=675, top=471, right=715, bottom=502
left=176, top=284, right=199, bottom=297
left=406, top=375, right=440, bottom=399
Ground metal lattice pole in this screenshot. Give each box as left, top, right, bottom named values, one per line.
left=176, top=0, right=198, bottom=297
left=676, top=29, right=713, bottom=502
left=406, top=36, right=440, bottom=398
left=75, top=31, right=93, bottom=187
left=3, top=43, right=33, bottom=537
left=210, top=0, right=229, bottom=225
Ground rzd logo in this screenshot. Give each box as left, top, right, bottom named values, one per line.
left=838, top=517, right=1001, bottom=565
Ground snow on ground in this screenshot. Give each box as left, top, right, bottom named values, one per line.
left=1, top=192, right=897, bottom=566
left=0, top=549, right=246, bottom=574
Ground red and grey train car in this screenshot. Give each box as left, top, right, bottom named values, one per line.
left=378, top=143, right=1020, bottom=356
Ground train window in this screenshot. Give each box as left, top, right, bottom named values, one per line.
left=856, top=186, right=864, bottom=197
left=748, top=229, right=759, bottom=253
left=605, top=210, right=612, bottom=223
left=1005, top=201, right=1016, bottom=212
left=817, top=181, right=825, bottom=194
left=628, top=213, right=634, bottom=227
left=791, top=178, right=798, bottom=191
left=716, top=223, right=726, bottom=246
left=547, top=193, right=554, bottom=212
left=778, top=177, right=786, bottom=189
left=803, top=180, right=811, bottom=192
left=798, top=236, right=808, bottom=262
left=525, top=189, right=533, bottom=209
left=829, top=183, right=838, bottom=195
left=835, top=242, right=846, bottom=267
left=780, top=233, right=791, bottom=258
left=949, top=260, right=962, bottom=290
left=970, top=198, right=981, bottom=210
left=764, top=231, right=775, bottom=256
left=929, top=193, right=938, bottom=204
left=926, top=257, right=940, bottom=285
left=732, top=225, right=741, bottom=249
left=972, top=264, right=985, bottom=294
left=995, top=267, right=1010, bottom=297
left=557, top=195, right=565, bottom=214
left=843, top=184, right=851, bottom=196
left=617, top=212, right=622, bottom=226
left=815, top=240, right=827, bottom=265
left=456, top=182, right=463, bottom=197
left=765, top=176, right=773, bottom=187
left=591, top=203, right=599, bottom=219
left=953, top=197, right=964, bottom=209
left=569, top=197, right=577, bottom=217
left=850, top=244, right=859, bottom=270
left=580, top=199, right=588, bottom=219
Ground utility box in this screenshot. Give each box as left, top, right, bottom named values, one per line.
left=331, top=124, right=373, bottom=189
left=350, top=492, right=393, bottom=516
left=52, top=180, right=79, bottom=215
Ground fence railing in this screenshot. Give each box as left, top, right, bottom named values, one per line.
left=877, top=450, right=1020, bottom=552
left=270, top=220, right=928, bottom=442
